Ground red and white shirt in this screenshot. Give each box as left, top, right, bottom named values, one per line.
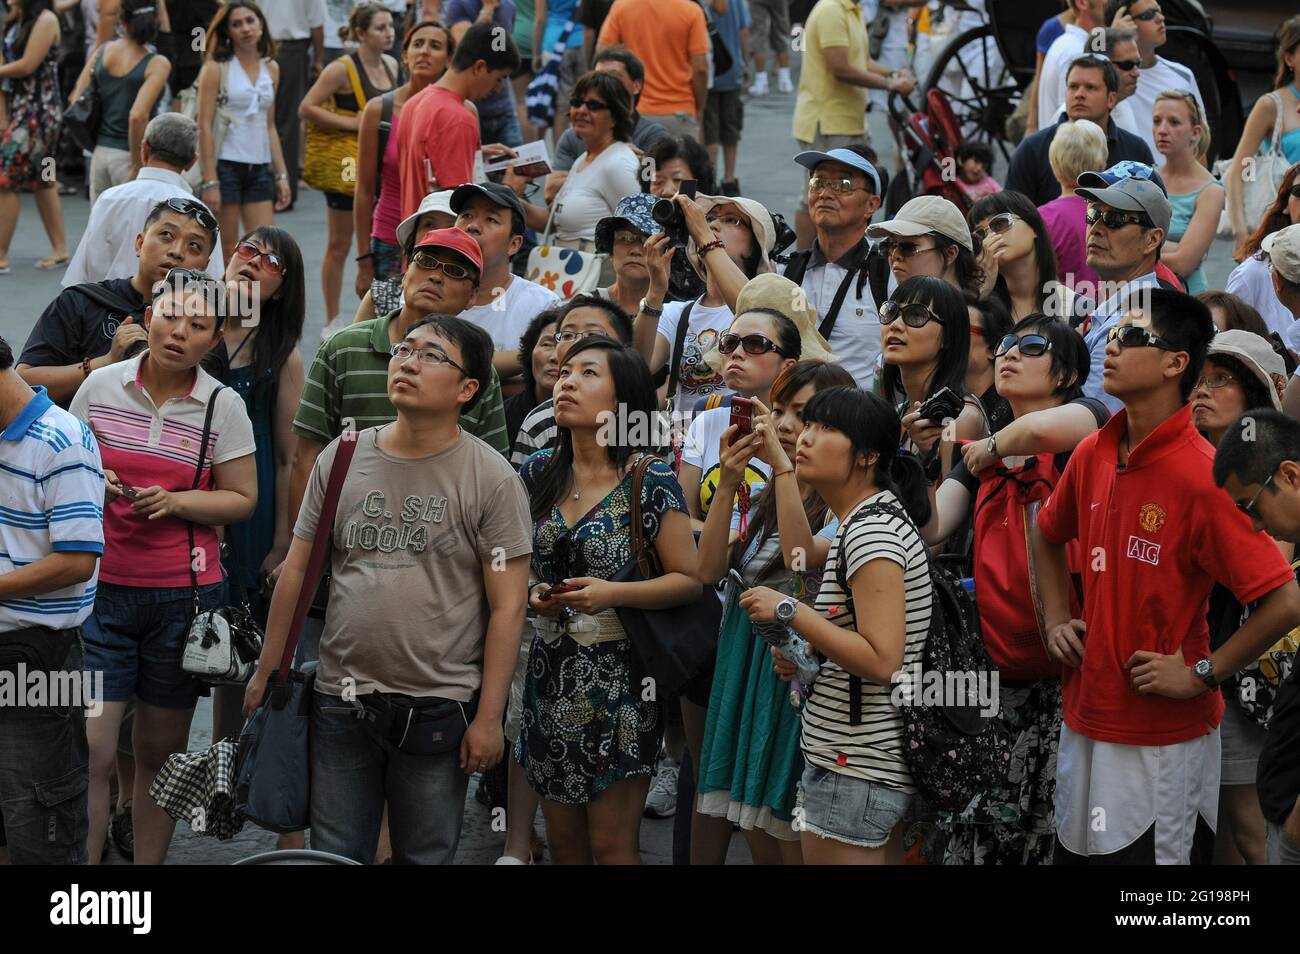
left=1037, top=404, right=1295, bottom=746
left=70, top=355, right=255, bottom=588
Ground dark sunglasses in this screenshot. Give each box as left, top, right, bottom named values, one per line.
left=1132, top=5, right=1162, bottom=21
left=1289, top=184, right=1300, bottom=201
left=1109, top=57, right=1141, bottom=71
left=569, top=97, right=610, bottom=112
left=880, top=300, right=944, bottom=328
left=410, top=250, right=475, bottom=280
left=971, top=212, right=1019, bottom=246
left=994, top=333, right=1052, bottom=357
left=234, top=240, right=285, bottom=275
left=164, top=196, right=219, bottom=234
left=880, top=240, right=939, bottom=260
left=1086, top=206, right=1153, bottom=230
left=1106, top=323, right=1178, bottom=351
left=718, top=333, right=788, bottom=357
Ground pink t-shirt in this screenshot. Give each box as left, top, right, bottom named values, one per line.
left=372, top=112, right=404, bottom=245
left=69, top=356, right=256, bottom=588
left=1038, top=193, right=1101, bottom=292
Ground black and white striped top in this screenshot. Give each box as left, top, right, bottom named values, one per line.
left=800, top=490, right=932, bottom=794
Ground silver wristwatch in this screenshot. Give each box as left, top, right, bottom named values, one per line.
left=775, top=598, right=798, bottom=624
left=1193, top=658, right=1217, bottom=689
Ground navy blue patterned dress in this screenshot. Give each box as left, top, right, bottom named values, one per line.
left=516, top=449, right=688, bottom=804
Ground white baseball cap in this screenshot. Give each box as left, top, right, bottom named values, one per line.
left=1263, top=224, right=1300, bottom=285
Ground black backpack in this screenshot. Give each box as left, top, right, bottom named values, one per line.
left=834, top=499, right=1011, bottom=814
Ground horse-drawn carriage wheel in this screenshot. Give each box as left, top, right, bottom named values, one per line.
left=923, top=24, right=1022, bottom=164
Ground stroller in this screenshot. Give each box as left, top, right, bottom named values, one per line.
left=884, top=87, right=971, bottom=221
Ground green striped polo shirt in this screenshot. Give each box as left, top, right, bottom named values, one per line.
left=292, top=311, right=509, bottom=455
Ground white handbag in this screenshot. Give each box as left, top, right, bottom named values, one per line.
left=525, top=172, right=607, bottom=300
left=1217, top=91, right=1291, bottom=239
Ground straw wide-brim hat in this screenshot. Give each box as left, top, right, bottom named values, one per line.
left=703, top=273, right=838, bottom=374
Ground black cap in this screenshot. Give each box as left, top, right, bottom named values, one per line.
left=450, top=182, right=526, bottom=229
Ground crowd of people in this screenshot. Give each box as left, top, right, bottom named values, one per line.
left=2, top=0, right=1300, bottom=870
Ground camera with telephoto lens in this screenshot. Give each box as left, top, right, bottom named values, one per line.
left=651, top=178, right=697, bottom=248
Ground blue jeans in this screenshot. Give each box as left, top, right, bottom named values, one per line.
left=0, top=643, right=90, bottom=864
left=480, top=107, right=523, bottom=149
left=309, top=692, right=470, bottom=864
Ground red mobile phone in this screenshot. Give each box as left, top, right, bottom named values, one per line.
left=729, top=397, right=753, bottom=443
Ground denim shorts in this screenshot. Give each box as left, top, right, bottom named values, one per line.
left=796, top=763, right=911, bottom=848
left=217, top=159, right=274, bottom=204
left=82, top=580, right=227, bottom=709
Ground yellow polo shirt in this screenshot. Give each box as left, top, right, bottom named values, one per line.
left=793, top=0, right=871, bottom=142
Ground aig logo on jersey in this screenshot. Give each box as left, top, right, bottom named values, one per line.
left=1127, top=535, right=1161, bottom=566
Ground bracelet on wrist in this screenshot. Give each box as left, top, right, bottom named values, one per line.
left=772, top=467, right=794, bottom=479
left=355, top=252, right=374, bottom=262
left=81, top=356, right=93, bottom=378
left=274, top=172, right=289, bottom=183
left=199, top=179, right=220, bottom=192
left=697, top=240, right=726, bottom=258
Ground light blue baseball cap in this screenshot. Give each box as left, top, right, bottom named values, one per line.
left=794, top=148, right=881, bottom=194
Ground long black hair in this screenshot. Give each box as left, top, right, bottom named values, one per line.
left=728, top=360, right=855, bottom=571
left=10, top=0, right=54, bottom=53
left=878, top=275, right=971, bottom=406
left=968, top=190, right=1060, bottom=315
left=527, top=337, right=658, bottom=523
left=800, top=386, right=931, bottom=526
left=216, top=226, right=305, bottom=402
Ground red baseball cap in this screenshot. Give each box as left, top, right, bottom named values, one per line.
left=413, top=227, right=484, bottom=274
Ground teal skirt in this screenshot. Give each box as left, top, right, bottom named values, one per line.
left=696, top=590, right=804, bottom=841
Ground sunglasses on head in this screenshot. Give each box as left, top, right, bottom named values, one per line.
left=569, top=97, right=610, bottom=112
left=880, top=300, right=944, bottom=328
left=234, top=240, right=285, bottom=275
left=880, top=239, right=939, bottom=260
left=1086, top=206, right=1153, bottom=230
left=163, top=197, right=219, bottom=234
left=718, top=333, right=788, bottom=357
left=971, top=212, right=1019, bottom=246
left=410, top=250, right=475, bottom=280
left=1106, top=323, right=1177, bottom=350
left=994, top=333, right=1052, bottom=357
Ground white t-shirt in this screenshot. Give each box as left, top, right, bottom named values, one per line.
left=1039, top=23, right=1090, bottom=131
left=656, top=297, right=733, bottom=413
left=1120, top=56, right=1204, bottom=168
left=551, top=142, right=642, bottom=244
left=683, top=404, right=771, bottom=518
left=800, top=490, right=933, bottom=793
left=459, top=276, right=561, bottom=353
left=1226, top=253, right=1296, bottom=341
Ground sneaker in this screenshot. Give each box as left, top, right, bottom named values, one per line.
left=748, top=75, right=769, bottom=97
left=777, top=71, right=794, bottom=94
left=644, top=759, right=679, bottom=818
left=721, top=179, right=740, bottom=197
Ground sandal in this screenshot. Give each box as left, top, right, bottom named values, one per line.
left=34, top=253, right=70, bottom=270
left=110, top=802, right=134, bottom=860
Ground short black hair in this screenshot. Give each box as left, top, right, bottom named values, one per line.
left=593, top=45, right=645, bottom=86
left=450, top=21, right=520, bottom=73
left=955, top=139, right=994, bottom=170
left=558, top=294, right=634, bottom=343
left=1146, top=288, right=1214, bottom=402
left=1213, top=409, right=1300, bottom=489
left=0, top=334, right=12, bottom=371
left=1066, top=54, right=1119, bottom=95
left=143, top=198, right=218, bottom=252
left=644, top=135, right=717, bottom=195
left=405, top=315, right=494, bottom=412
left=734, top=306, right=801, bottom=360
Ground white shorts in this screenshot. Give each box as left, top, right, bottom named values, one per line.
left=1054, top=723, right=1220, bottom=865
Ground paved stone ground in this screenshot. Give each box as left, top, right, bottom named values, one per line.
left=5, top=57, right=1245, bottom=866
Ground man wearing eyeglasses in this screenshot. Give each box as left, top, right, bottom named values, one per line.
left=1074, top=171, right=1170, bottom=414
left=17, top=197, right=220, bottom=408
left=1105, top=0, right=1204, bottom=167
left=63, top=114, right=224, bottom=288
left=253, top=314, right=532, bottom=864
left=1215, top=409, right=1300, bottom=864
left=1031, top=289, right=1300, bottom=865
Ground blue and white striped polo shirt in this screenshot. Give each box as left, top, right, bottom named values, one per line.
left=0, top=386, right=105, bottom=632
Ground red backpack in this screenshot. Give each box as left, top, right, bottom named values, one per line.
left=971, top=453, right=1082, bottom=682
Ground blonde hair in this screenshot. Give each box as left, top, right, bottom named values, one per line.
left=1048, top=118, right=1108, bottom=185
left=1154, top=89, right=1210, bottom=163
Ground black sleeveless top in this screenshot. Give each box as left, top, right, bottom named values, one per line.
left=334, top=52, right=396, bottom=113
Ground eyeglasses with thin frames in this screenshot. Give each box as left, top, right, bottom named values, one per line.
left=1239, top=471, right=1277, bottom=519
left=390, top=343, right=468, bottom=375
